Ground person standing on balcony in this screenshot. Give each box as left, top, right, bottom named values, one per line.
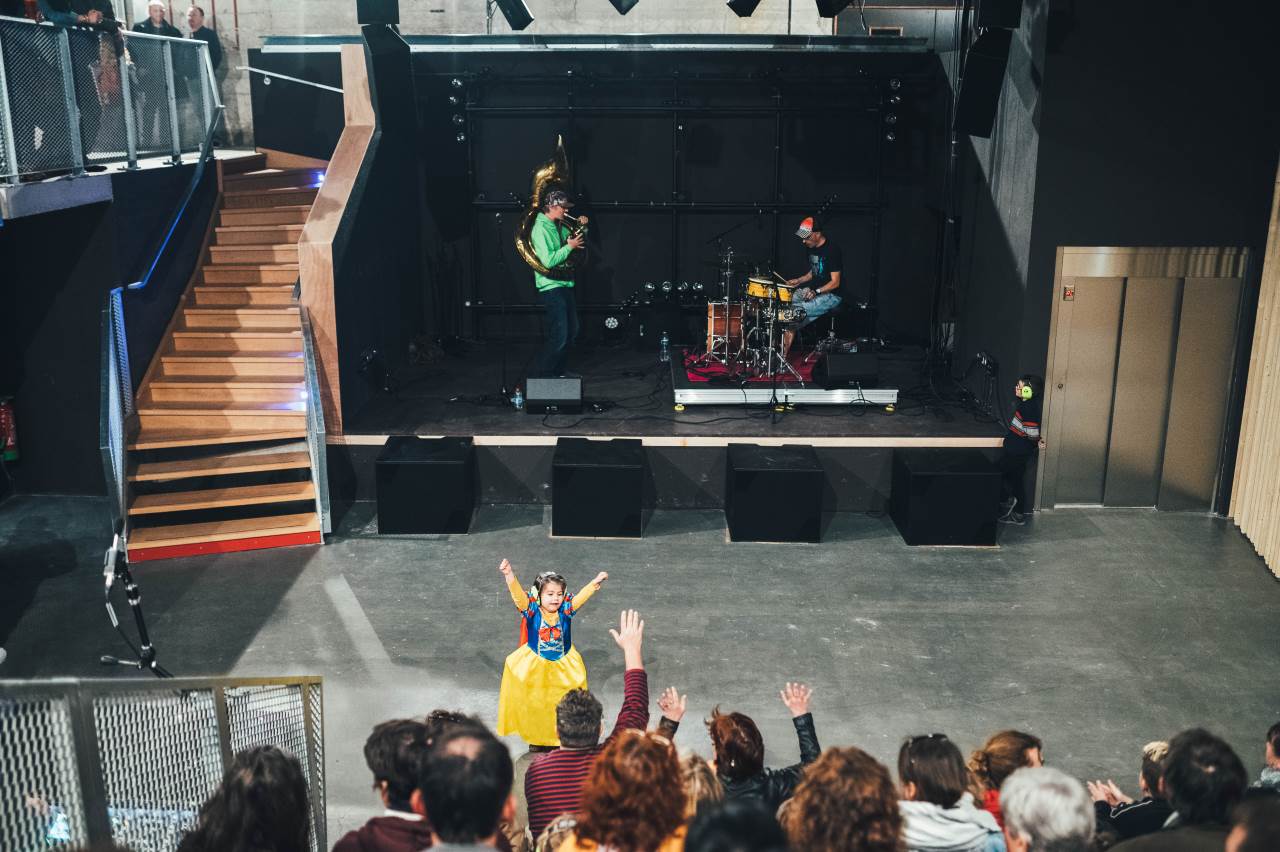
left=185, top=6, right=221, bottom=71
left=132, top=2, right=182, bottom=150
left=131, top=0, right=179, bottom=37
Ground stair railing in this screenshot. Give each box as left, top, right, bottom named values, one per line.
left=298, top=301, right=332, bottom=535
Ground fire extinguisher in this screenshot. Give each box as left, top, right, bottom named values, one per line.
left=0, top=397, right=17, bottom=462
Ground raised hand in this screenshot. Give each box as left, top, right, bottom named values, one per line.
left=658, top=687, right=687, bottom=722
left=498, top=558, right=514, bottom=580
left=609, top=610, right=645, bottom=669
left=780, top=682, right=812, bottom=717
left=593, top=571, right=609, bottom=587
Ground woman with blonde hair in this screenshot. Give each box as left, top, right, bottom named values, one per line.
left=680, top=752, right=723, bottom=821
left=967, top=730, right=1043, bottom=828
left=782, top=746, right=902, bottom=852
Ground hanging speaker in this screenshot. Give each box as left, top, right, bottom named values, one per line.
left=815, top=0, right=852, bottom=16
left=606, top=0, right=641, bottom=14
left=727, top=0, right=763, bottom=15
left=356, top=0, right=399, bottom=25
left=976, top=0, right=1023, bottom=30
left=492, top=0, right=533, bottom=30
left=954, top=28, right=1012, bottom=138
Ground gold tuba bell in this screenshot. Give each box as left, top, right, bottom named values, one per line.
left=514, top=136, right=586, bottom=280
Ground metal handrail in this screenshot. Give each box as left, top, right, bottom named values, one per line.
left=298, top=305, right=332, bottom=534
left=236, top=64, right=344, bottom=93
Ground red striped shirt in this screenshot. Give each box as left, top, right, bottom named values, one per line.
left=524, top=669, right=649, bottom=838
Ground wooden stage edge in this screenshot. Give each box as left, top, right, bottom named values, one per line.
left=329, top=434, right=1005, bottom=449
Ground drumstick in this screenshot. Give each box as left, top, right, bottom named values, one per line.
left=771, top=270, right=789, bottom=285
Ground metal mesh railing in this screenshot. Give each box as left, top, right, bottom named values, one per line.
left=0, top=15, right=219, bottom=181
left=99, top=291, right=129, bottom=538
left=0, top=677, right=326, bottom=852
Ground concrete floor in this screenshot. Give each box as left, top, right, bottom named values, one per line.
left=2, top=495, right=1278, bottom=842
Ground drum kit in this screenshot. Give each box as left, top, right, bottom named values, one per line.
left=699, top=246, right=807, bottom=383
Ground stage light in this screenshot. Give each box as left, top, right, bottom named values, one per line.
left=678, top=281, right=690, bottom=292
left=456, top=132, right=467, bottom=143
left=884, top=113, right=898, bottom=125
left=726, top=0, right=763, bottom=16
left=661, top=281, right=673, bottom=293
left=885, top=131, right=896, bottom=142
left=644, top=282, right=656, bottom=291
left=889, top=78, right=902, bottom=90
left=450, top=78, right=464, bottom=89
left=604, top=316, right=620, bottom=330
left=888, top=94, right=902, bottom=105
left=448, top=95, right=460, bottom=105
left=606, top=0, right=641, bottom=14
left=815, top=0, right=852, bottom=16
left=452, top=114, right=465, bottom=125
left=692, top=282, right=704, bottom=292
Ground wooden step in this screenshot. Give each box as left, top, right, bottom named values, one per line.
left=129, top=481, right=315, bottom=516
left=222, top=187, right=318, bottom=209
left=159, top=354, right=305, bottom=379
left=181, top=308, right=301, bottom=331
left=129, top=445, right=311, bottom=482
left=146, top=380, right=306, bottom=404
left=128, top=512, right=320, bottom=551
left=208, top=245, right=300, bottom=265
left=129, top=427, right=308, bottom=450
left=192, top=286, right=297, bottom=306
left=202, top=264, right=298, bottom=285
left=220, top=152, right=268, bottom=175
left=218, top=206, right=311, bottom=227
left=170, top=331, right=302, bottom=353
left=215, top=224, right=304, bottom=246
left=136, top=399, right=306, bottom=432
left=222, top=168, right=321, bottom=192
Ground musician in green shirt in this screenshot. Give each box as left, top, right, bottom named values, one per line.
left=532, top=190, right=586, bottom=377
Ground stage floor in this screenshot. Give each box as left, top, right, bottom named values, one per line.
left=345, top=340, right=1005, bottom=442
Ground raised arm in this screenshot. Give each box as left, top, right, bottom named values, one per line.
left=605, top=610, right=650, bottom=740
left=498, top=559, right=530, bottom=612
left=656, top=686, right=687, bottom=740
left=567, top=571, right=608, bottom=612
left=781, top=682, right=820, bottom=764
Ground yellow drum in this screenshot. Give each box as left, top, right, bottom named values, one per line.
left=775, top=282, right=796, bottom=303
left=746, top=276, right=775, bottom=300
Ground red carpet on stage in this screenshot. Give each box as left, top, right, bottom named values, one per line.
left=682, top=350, right=816, bottom=384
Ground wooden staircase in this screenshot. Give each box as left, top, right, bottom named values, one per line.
left=125, top=153, right=327, bottom=562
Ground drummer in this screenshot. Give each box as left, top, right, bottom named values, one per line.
left=781, top=215, right=844, bottom=358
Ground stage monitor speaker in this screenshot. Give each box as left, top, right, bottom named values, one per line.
left=976, top=0, right=1023, bottom=30
left=376, top=436, right=475, bottom=534
left=356, top=0, right=398, bottom=25
left=815, top=0, right=852, bottom=17
left=491, top=0, right=533, bottom=30
left=813, top=352, right=879, bottom=390
left=727, top=0, right=763, bottom=16
left=954, top=28, right=1012, bottom=138
left=726, top=444, right=824, bottom=543
left=889, top=449, right=999, bottom=546
left=552, top=438, right=647, bottom=537
left=525, top=377, right=583, bottom=414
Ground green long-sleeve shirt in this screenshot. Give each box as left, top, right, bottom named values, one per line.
left=532, top=212, right=575, bottom=292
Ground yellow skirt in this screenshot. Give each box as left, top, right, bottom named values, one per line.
left=496, top=645, right=588, bottom=747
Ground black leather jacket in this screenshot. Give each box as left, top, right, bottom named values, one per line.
left=719, top=713, right=820, bottom=812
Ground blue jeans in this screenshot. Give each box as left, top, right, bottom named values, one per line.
left=537, top=286, right=579, bottom=377
left=798, top=292, right=842, bottom=327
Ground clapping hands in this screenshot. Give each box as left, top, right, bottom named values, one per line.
left=1086, top=779, right=1133, bottom=807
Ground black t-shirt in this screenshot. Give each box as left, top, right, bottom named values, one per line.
left=807, top=239, right=844, bottom=289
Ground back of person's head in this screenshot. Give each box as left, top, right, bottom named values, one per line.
left=556, top=689, right=603, bottom=748
left=1140, top=740, right=1169, bottom=798
left=363, top=718, right=428, bottom=811
left=968, top=730, right=1043, bottom=792
left=424, top=708, right=470, bottom=744
left=1229, top=793, right=1280, bottom=852
left=177, top=745, right=310, bottom=852
left=707, top=708, right=764, bottom=782
left=1017, top=374, right=1045, bottom=400
left=680, top=752, right=724, bottom=820
left=416, top=721, right=513, bottom=844
left=534, top=814, right=578, bottom=852
left=686, top=798, right=787, bottom=852
left=782, top=746, right=901, bottom=852
left=898, top=733, right=970, bottom=808
left=1266, top=721, right=1280, bottom=761
left=577, top=729, right=684, bottom=852
left=1162, top=727, right=1246, bottom=825
left=1000, top=767, right=1094, bottom=852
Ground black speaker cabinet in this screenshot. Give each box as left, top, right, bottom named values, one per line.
left=890, top=449, right=1000, bottom=546
left=356, top=0, right=399, bottom=25
left=552, top=438, right=646, bottom=537
left=976, top=0, right=1023, bottom=30
left=954, top=28, right=1012, bottom=138
left=726, top=444, right=823, bottom=543
left=375, top=436, right=475, bottom=534
left=526, top=377, right=583, bottom=415
left=813, top=352, right=880, bottom=390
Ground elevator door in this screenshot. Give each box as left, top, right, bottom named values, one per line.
left=1042, top=248, right=1247, bottom=511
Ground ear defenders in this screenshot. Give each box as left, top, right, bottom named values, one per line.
left=1019, top=383, right=1034, bottom=400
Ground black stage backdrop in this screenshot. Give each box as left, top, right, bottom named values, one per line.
left=414, top=45, right=948, bottom=347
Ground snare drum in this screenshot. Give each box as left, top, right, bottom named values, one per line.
left=745, top=276, right=775, bottom=300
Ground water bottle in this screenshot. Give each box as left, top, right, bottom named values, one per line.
left=512, top=386, right=524, bottom=411
left=659, top=331, right=670, bottom=363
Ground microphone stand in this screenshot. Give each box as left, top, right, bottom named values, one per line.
left=495, top=211, right=511, bottom=399
left=100, top=535, right=172, bottom=678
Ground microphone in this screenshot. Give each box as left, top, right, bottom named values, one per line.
left=103, top=534, right=120, bottom=597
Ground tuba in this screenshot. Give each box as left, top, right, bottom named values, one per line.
left=515, top=136, right=586, bottom=280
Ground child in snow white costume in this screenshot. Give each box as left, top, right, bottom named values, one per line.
left=495, top=558, right=609, bottom=747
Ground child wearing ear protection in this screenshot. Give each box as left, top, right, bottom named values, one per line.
left=495, top=558, right=609, bottom=747
left=999, top=374, right=1046, bottom=526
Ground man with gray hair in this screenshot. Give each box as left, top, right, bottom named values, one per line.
left=1001, top=766, right=1095, bottom=852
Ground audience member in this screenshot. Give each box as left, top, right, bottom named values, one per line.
left=1086, top=740, right=1171, bottom=842
left=132, top=0, right=179, bottom=35
left=426, top=709, right=473, bottom=743
left=896, top=733, right=1003, bottom=852
left=680, top=752, right=723, bottom=820
left=411, top=721, right=515, bottom=850
left=524, top=610, right=662, bottom=839
left=185, top=6, right=221, bottom=70
left=333, top=719, right=432, bottom=852
left=685, top=798, right=787, bottom=852
left=176, top=745, right=310, bottom=852
left=557, top=729, right=686, bottom=852
left=1251, top=721, right=1280, bottom=792
left=968, top=730, right=1043, bottom=827
left=782, top=746, right=902, bottom=852
left=36, top=0, right=114, bottom=27
left=999, top=767, right=1094, bottom=852
left=533, top=815, right=577, bottom=852
left=1111, top=727, right=1247, bottom=851
left=707, top=681, right=819, bottom=812
left=1226, top=794, right=1280, bottom=852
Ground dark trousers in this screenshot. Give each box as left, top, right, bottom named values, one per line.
left=536, top=286, right=579, bottom=377
left=1000, top=450, right=1034, bottom=511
